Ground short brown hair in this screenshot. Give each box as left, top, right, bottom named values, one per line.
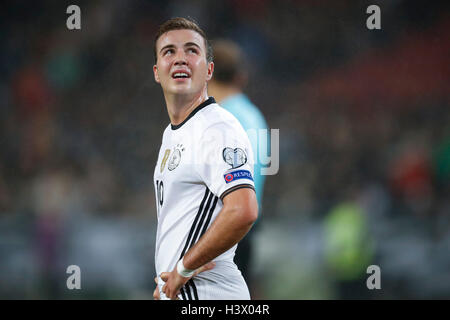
left=154, top=17, right=213, bottom=63
left=212, top=39, right=247, bottom=87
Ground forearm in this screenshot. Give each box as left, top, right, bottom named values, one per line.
left=182, top=200, right=257, bottom=270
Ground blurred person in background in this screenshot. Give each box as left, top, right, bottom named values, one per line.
left=208, top=39, right=268, bottom=296
left=323, top=200, right=375, bottom=299
left=152, top=17, right=258, bottom=300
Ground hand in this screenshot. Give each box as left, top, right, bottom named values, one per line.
left=160, top=261, right=216, bottom=300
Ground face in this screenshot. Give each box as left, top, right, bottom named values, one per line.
left=153, top=29, right=214, bottom=97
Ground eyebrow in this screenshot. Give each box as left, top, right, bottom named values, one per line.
left=184, top=42, right=201, bottom=50
left=159, top=42, right=202, bottom=54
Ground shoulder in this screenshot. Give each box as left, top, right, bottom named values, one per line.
left=194, top=104, right=252, bottom=152
left=198, top=103, right=246, bottom=133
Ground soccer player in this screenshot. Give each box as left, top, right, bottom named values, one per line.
left=152, top=17, right=258, bottom=300
left=208, top=39, right=268, bottom=292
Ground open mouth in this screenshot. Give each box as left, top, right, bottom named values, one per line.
left=171, top=71, right=191, bottom=79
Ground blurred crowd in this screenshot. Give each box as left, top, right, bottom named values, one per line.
left=0, top=0, right=448, bottom=299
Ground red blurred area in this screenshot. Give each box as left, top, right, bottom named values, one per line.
left=310, top=16, right=449, bottom=109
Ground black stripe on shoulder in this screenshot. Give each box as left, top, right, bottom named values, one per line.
left=220, top=184, right=255, bottom=201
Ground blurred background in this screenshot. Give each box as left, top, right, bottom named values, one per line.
left=0, top=0, right=449, bottom=299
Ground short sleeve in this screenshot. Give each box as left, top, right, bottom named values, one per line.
left=195, top=121, right=255, bottom=200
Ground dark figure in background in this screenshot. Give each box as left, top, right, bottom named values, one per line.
left=208, top=40, right=268, bottom=295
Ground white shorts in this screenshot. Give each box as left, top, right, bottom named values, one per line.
left=158, top=260, right=250, bottom=300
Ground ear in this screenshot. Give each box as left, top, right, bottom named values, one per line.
left=206, top=61, right=214, bottom=81
left=153, top=65, right=160, bottom=83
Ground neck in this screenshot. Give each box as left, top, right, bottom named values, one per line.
left=164, top=87, right=209, bottom=126
left=208, top=82, right=240, bottom=103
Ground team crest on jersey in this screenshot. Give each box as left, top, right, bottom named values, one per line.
left=222, top=147, right=247, bottom=169
left=168, top=144, right=185, bottom=171
left=160, top=149, right=171, bottom=172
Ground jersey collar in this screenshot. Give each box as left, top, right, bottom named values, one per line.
left=171, top=97, right=216, bottom=130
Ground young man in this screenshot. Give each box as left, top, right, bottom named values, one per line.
left=208, top=39, right=268, bottom=294
left=152, top=17, right=258, bottom=300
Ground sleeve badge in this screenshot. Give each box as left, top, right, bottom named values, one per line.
left=222, top=147, right=247, bottom=169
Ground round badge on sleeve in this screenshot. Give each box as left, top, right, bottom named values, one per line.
left=222, top=147, right=247, bottom=169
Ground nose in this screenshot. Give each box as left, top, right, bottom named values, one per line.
left=174, top=49, right=187, bottom=65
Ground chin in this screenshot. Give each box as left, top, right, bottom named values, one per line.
left=170, top=86, right=194, bottom=95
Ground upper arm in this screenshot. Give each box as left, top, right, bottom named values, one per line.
left=222, top=187, right=258, bottom=223
left=195, top=120, right=256, bottom=199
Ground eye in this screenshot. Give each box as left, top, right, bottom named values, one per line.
left=187, top=47, right=198, bottom=54
left=163, top=48, right=174, bottom=56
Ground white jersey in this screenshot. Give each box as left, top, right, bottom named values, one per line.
left=153, top=97, right=255, bottom=300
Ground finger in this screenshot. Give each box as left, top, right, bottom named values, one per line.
left=154, top=275, right=161, bottom=300
left=160, top=272, right=170, bottom=281
left=165, top=288, right=172, bottom=300
left=153, top=287, right=160, bottom=300
left=193, top=261, right=216, bottom=277
left=170, top=292, right=178, bottom=300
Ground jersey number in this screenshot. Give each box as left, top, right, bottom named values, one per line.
left=156, top=180, right=164, bottom=207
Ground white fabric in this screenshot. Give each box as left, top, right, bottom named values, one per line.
left=153, top=100, right=255, bottom=300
